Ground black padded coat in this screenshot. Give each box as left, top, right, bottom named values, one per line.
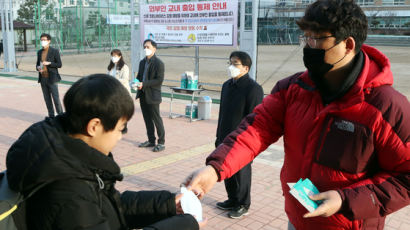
left=6, top=116, right=198, bottom=230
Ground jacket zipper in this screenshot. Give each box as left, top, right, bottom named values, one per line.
left=314, top=115, right=333, bottom=162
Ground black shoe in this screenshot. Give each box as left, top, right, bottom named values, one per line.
left=228, top=206, right=249, bottom=219
left=153, top=144, right=165, bottom=152
left=216, top=200, right=236, bottom=210
left=139, top=141, right=155, bottom=147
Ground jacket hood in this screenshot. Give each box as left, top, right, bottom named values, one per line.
left=6, top=115, right=122, bottom=194
left=299, top=44, right=393, bottom=108
left=360, top=44, right=393, bottom=89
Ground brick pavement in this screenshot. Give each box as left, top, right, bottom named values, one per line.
left=0, top=75, right=409, bottom=230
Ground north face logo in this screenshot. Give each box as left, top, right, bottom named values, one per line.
left=335, top=120, right=355, bottom=133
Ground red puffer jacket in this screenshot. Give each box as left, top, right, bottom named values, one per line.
left=206, top=44, right=410, bottom=230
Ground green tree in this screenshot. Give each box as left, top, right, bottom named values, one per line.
left=16, top=0, right=48, bottom=24
left=86, top=11, right=107, bottom=37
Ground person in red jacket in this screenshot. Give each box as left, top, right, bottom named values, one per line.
left=183, top=0, right=410, bottom=229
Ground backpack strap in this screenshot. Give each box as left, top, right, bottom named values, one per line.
left=0, top=171, right=52, bottom=220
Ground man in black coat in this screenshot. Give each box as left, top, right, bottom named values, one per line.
left=215, top=51, right=264, bottom=219
left=36, top=33, right=63, bottom=118
left=135, top=39, right=166, bottom=152
left=6, top=74, right=204, bottom=230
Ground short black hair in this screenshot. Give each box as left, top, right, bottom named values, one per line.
left=40, top=33, right=51, bottom=41
left=296, top=0, right=367, bottom=53
left=229, top=51, right=252, bottom=69
left=144, top=39, right=157, bottom=48
left=63, top=74, right=134, bottom=134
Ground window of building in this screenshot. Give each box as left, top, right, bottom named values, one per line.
left=356, top=0, right=374, bottom=6
left=301, top=0, right=314, bottom=6
left=245, top=1, right=253, bottom=31
left=383, top=0, right=405, bottom=5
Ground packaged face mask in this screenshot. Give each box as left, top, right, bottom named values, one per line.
left=180, top=187, right=202, bottom=221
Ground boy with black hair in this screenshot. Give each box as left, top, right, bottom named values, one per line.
left=183, top=0, right=410, bottom=229
left=6, top=74, right=204, bottom=229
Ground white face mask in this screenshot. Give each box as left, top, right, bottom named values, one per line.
left=144, top=48, right=153, bottom=57
left=227, top=65, right=241, bottom=78
left=111, top=56, right=120, bottom=63
left=41, top=41, right=49, bottom=47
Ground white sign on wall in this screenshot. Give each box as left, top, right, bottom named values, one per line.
left=107, top=14, right=139, bottom=25
left=140, top=1, right=238, bottom=46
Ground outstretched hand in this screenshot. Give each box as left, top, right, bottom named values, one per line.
left=181, top=165, right=218, bottom=199
left=303, top=190, right=342, bottom=218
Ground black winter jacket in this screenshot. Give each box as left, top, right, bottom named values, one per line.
left=6, top=116, right=198, bottom=230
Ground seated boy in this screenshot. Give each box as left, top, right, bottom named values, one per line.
left=6, top=74, right=205, bottom=229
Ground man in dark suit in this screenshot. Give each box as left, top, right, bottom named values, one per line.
left=36, top=33, right=63, bottom=118
left=135, top=39, right=165, bottom=152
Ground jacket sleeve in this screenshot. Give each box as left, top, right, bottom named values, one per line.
left=143, top=214, right=199, bottom=230
left=337, top=92, right=410, bottom=220
left=245, top=84, right=264, bottom=115
left=121, top=190, right=179, bottom=229
left=118, top=65, right=130, bottom=85
left=215, top=84, right=226, bottom=147
left=143, top=58, right=164, bottom=88
left=137, top=60, right=144, bottom=81
left=207, top=80, right=287, bottom=181
left=36, top=51, right=41, bottom=83
left=49, top=48, right=62, bottom=68
left=36, top=50, right=41, bottom=70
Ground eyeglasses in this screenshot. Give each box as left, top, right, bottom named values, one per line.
left=299, top=35, right=334, bottom=48
left=227, top=61, right=243, bottom=67
left=121, top=123, right=128, bottom=134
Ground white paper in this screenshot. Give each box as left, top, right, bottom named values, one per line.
left=180, top=187, right=203, bottom=221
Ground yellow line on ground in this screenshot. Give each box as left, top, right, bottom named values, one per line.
left=121, top=143, right=214, bottom=176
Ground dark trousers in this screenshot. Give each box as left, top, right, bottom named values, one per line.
left=224, top=162, right=252, bottom=209
left=40, top=77, right=63, bottom=117
left=139, top=93, right=165, bottom=145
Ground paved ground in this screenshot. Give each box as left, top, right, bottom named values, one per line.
left=0, top=74, right=409, bottom=230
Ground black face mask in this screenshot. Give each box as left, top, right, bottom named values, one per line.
left=303, top=47, right=334, bottom=78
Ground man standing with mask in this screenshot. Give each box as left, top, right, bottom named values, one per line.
left=215, top=51, right=263, bottom=219
left=183, top=0, right=410, bottom=229
left=36, top=33, right=63, bottom=118
left=135, top=39, right=165, bottom=152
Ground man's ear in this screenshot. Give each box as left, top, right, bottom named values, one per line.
left=244, top=66, right=250, bottom=73
left=345, top=36, right=356, bottom=55
left=85, top=118, right=103, bottom=137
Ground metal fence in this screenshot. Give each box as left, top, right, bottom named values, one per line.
left=28, top=0, right=139, bottom=53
